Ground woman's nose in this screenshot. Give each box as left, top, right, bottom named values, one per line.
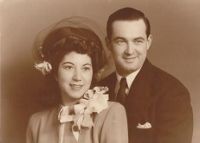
left=72, top=69, right=82, bottom=81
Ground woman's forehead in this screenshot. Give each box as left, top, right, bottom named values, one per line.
left=60, top=52, right=92, bottom=65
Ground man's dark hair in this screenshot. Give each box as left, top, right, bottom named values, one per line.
left=106, top=7, right=151, bottom=39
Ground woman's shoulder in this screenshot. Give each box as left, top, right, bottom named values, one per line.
left=93, top=101, right=127, bottom=135
left=94, top=102, right=125, bottom=121
left=107, top=101, right=126, bottom=112
left=29, top=107, right=57, bottom=124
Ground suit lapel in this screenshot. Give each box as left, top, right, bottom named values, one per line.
left=99, top=60, right=157, bottom=123
left=126, top=60, right=156, bottom=123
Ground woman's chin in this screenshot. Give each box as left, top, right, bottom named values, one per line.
left=61, top=94, right=83, bottom=105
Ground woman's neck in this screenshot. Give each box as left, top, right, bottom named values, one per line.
left=61, top=94, right=80, bottom=106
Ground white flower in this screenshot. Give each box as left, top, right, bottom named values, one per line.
left=34, top=61, right=52, bottom=75
left=58, top=86, right=109, bottom=131
left=137, top=122, right=152, bottom=129
left=80, top=86, right=109, bottom=114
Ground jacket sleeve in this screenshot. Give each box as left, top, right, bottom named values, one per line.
left=26, top=113, right=40, bottom=143
left=26, top=115, right=34, bottom=143
left=156, top=87, right=193, bottom=143
left=100, top=102, right=128, bottom=143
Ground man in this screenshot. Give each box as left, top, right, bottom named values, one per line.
left=99, top=7, right=193, bottom=143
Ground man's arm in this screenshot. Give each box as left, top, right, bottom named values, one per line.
left=156, top=88, right=193, bottom=143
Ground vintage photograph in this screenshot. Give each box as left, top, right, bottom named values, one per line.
left=1, top=0, right=200, bottom=143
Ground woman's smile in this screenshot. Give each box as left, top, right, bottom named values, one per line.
left=70, top=83, right=84, bottom=90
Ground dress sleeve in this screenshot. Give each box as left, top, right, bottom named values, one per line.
left=100, top=102, right=128, bottom=143
left=26, top=114, right=39, bottom=143
left=26, top=116, right=34, bottom=143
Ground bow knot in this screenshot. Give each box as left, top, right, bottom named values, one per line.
left=58, top=104, right=86, bottom=123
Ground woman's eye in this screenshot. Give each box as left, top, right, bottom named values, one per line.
left=82, top=66, right=91, bottom=71
left=63, top=65, right=73, bottom=70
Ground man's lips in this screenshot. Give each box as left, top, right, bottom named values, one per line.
left=123, top=56, right=137, bottom=61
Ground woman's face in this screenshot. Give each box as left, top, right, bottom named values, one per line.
left=56, top=51, right=93, bottom=105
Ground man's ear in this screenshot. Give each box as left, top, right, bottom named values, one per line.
left=105, top=36, right=112, bottom=51
left=147, top=34, right=153, bottom=50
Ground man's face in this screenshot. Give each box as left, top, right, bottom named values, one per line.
left=108, top=19, right=152, bottom=76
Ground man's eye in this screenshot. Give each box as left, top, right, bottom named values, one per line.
left=115, top=39, right=126, bottom=44
left=135, top=39, right=144, bottom=44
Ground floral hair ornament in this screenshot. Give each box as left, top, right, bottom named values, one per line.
left=34, top=60, right=52, bottom=75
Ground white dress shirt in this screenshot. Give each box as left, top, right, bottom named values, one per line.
left=115, top=69, right=141, bottom=99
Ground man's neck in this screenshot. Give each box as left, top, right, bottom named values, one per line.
left=116, top=68, right=141, bottom=89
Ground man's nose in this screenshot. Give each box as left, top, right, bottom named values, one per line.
left=124, top=42, right=134, bottom=55
left=72, top=69, right=82, bottom=81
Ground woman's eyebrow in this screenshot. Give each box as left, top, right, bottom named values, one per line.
left=83, top=63, right=92, bottom=66
left=61, top=62, right=74, bottom=65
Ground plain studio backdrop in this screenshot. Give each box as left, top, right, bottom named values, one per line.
left=1, top=0, right=200, bottom=143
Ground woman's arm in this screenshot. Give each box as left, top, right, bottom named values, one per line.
left=26, top=115, right=35, bottom=143
left=100, top=102, right=128, bottom=143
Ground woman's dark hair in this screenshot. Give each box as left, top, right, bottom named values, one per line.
left=42, top=26, right=104, bottom=76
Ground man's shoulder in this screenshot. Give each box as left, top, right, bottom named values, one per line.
left=147, top=61, right=189, bottom=93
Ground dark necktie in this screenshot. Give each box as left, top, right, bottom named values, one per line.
left=116, top=77, right=128, bottom=105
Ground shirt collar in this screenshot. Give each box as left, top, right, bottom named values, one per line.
left=116, top=68, right=141, bottom=88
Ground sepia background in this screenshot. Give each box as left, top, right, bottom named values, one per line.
left=1, top=0, right=200, bottom=143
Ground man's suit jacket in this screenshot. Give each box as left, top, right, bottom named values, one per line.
left=99, top=59, right=193, bottom=143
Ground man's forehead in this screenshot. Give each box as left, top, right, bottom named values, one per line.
left=110, top=19, right=147, bottom=38
left=112, top=20, right=146, bottom=33
left=112, top=19, right=146, bottom=28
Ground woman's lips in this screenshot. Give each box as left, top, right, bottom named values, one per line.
left=70, top=84, right=84, bottom=90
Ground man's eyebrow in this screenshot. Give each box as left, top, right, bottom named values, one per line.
left=112, top=36, right=126, bottom=41
left=134, top=37, right=145, bottom=40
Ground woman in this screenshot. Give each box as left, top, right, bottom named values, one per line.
left=26, top=17, right=128, bottom=143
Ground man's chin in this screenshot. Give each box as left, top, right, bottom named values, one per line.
left=123, top=63, right=138, bottom=70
